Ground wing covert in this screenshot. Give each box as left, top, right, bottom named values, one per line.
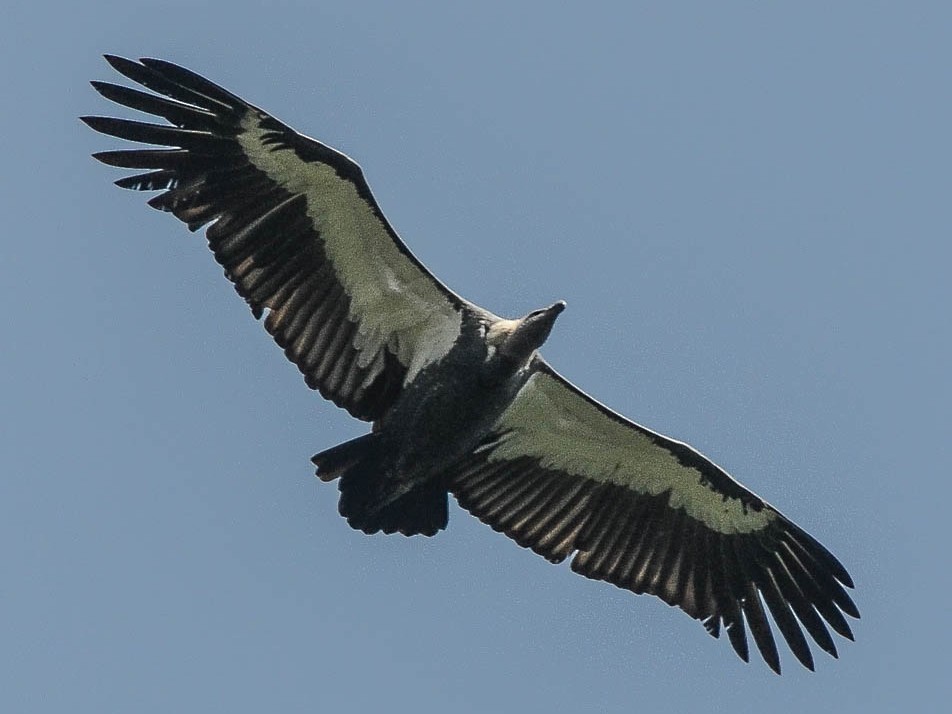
left=449, top=358, right=858, bottom=673
left=84, top=56, right=484, bottom=420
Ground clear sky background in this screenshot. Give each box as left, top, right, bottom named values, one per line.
left=3, top=2, right=949, bottom=711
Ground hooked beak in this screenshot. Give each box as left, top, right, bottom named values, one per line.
left=523, top=300, right=566, bottom=348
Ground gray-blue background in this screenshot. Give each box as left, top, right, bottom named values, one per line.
left=4, top=2, right=947, bottom=711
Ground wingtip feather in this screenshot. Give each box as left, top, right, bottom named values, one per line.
left=103, top=54, right=139, bottom=75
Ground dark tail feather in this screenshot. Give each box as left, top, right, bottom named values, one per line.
left=311, top=435, right=449, bottom=537
left=312, top=433, right=377, bottom=483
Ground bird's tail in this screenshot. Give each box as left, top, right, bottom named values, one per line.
left=312, top=434, right=448, bottom=537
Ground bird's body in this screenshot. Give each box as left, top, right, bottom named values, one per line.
left=84, top=56, right=858, bottom=674
left=319, top=307, right=559, bottom=536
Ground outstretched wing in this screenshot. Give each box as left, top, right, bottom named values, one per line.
left=84, top=56, right=486, bottom=421
left=449, top=358, right=858, bottom=673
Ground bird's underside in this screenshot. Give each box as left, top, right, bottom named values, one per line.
left=84, top=55, right=859, bottom=674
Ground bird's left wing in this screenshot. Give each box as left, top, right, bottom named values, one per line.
left=449, top=358, right=858, bottom=673
left=84, top=56, right=487, bottom=421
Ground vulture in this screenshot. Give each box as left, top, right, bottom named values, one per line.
left=83, top=56, right=858, bottom=674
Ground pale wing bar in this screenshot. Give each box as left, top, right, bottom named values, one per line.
left=449, top=361, right=858, bottom=673
left=84, top=56, right=467, bottom=420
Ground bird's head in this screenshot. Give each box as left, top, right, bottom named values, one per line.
left=487, top=301, right=566, bottom=368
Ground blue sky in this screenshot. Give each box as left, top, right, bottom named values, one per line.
left=3, top=1, right=949, bottom=711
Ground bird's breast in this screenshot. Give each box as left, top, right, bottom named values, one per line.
left=377, top=339, right=523, bottom=486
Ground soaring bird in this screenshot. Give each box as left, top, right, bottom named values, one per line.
left=83, top=56, right=858, bottom=674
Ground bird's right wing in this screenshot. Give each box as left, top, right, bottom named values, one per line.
left=84, top=56, right=489, bottom=421
left=449, top=358, right=858, bottom=673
